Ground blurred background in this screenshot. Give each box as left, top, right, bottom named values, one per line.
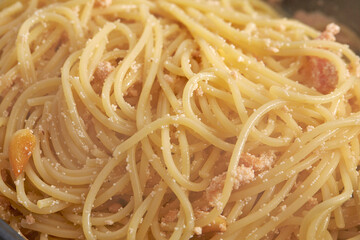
left=271, top=0, right=360, bottom=54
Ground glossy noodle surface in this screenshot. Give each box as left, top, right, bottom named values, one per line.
left=0, top=0, right=360, bottom=239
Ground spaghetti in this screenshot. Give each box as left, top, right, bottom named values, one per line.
left=0, top=0, right=360, bottom=239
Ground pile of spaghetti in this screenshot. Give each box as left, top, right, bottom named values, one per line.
left=1, top=0, right=360, bottom=239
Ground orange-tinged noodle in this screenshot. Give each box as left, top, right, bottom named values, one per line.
left=9, top=129, right=36, bottom=178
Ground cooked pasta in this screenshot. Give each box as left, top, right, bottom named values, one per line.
left=0, top=0, right=360, bottom=239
